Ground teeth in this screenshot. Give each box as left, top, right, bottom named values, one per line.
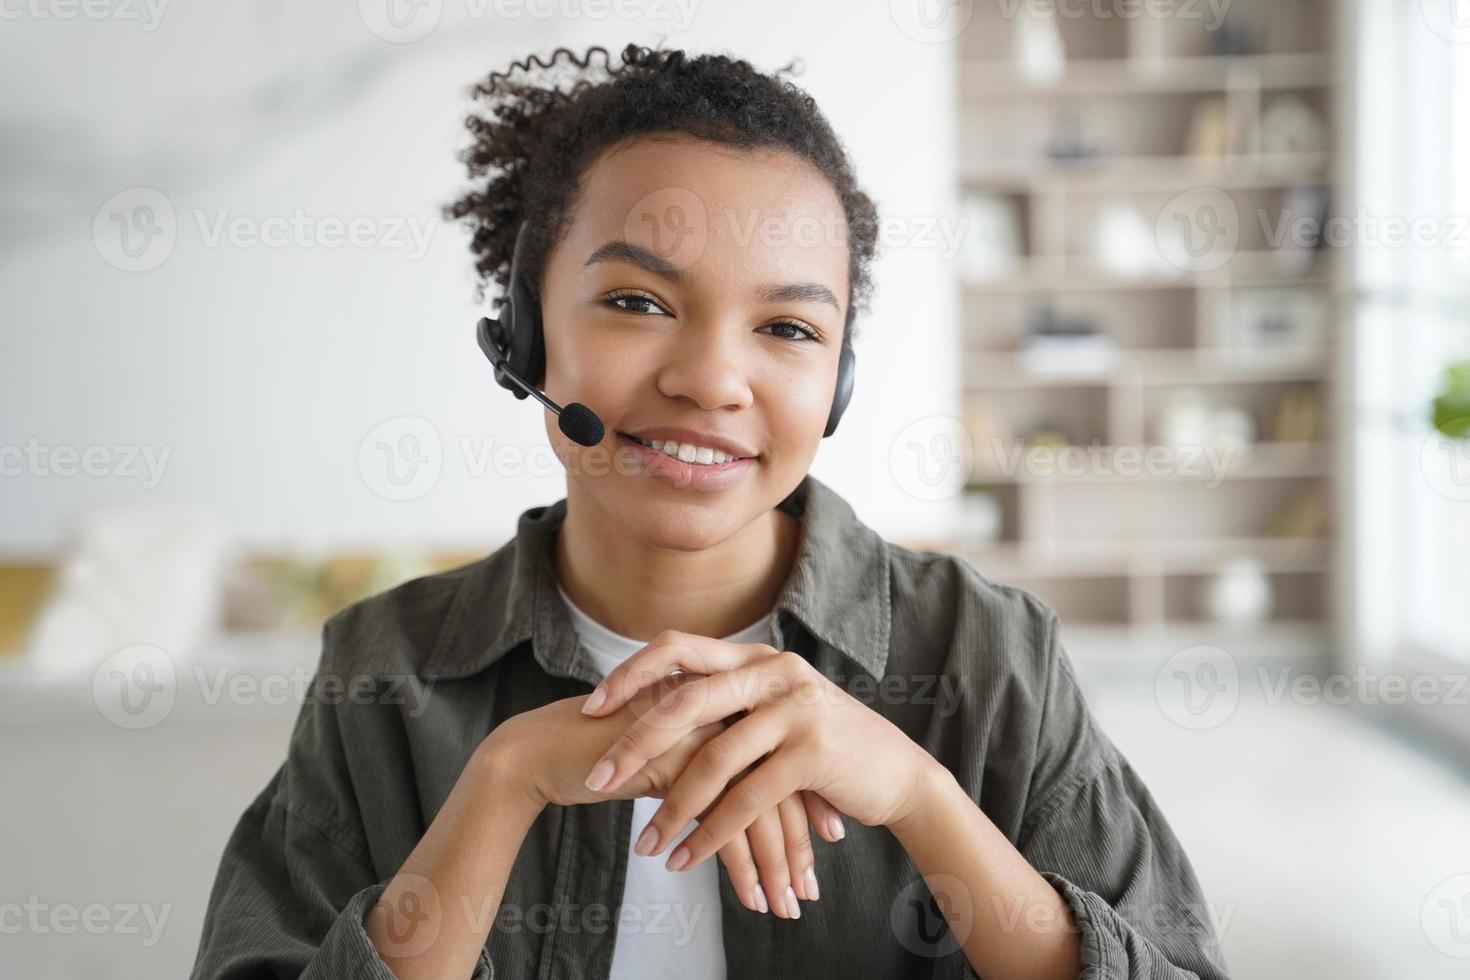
left=634, top=436, right=739, bottom=465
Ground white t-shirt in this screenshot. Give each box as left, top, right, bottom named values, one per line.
left=556, top=581, right=772, bottom=980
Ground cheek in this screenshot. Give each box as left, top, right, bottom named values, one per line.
left=555, top=359, right=641, bottom=426
left=541, top=322, right=624, bottom=401
left=760, top=369, right=833, bottom=447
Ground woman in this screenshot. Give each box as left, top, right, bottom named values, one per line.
left=190, top=45, right=1228, bottom=980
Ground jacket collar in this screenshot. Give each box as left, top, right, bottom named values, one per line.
left=419, top=473, right=891, bottom=685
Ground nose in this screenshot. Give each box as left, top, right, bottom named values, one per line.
left=654, top=317, right=755, bottom=412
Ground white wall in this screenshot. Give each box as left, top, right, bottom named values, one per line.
left=0, top=2, right=960, bottom=559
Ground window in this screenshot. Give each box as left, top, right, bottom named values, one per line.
left=1348, top=0, right=1470, bottom=745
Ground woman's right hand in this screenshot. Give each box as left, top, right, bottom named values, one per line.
left=480, top=673, right=843, bottom=919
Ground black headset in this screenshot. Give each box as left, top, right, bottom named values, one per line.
left=476, top=222, right=856, bottom=439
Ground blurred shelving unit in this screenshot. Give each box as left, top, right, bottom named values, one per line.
left=950, top=0, right=1341, bottom=663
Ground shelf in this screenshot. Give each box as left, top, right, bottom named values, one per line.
left=954, top=12, right=1338, bottom=660
left=961, top=152, right=1330, bottom=192
left=968, top=442, right=1330, bottom=484
left=963, top=348, right=1327, bottom=389
left=959, top=54, right=1333, bottom=97
left=954, top=537, right=1331, bottom=579
left=963, top=252, right=1327, bottom=293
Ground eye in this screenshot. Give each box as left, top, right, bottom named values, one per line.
left=602, top=289, right=670, bottom=316
left=603, top=290, right=821, bottom=344
left=761, top=320, right=821, bottom=343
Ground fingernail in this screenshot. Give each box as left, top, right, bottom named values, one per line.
left=634, top=824, right=659, bottom=857
left=666, top=845, right=690, bottom=871
left=826, top=814, right=845, bottom=841
left=584, top=758, right=614, bottom=792
left=784, top=885, right=801, bottom=919
left=582, top=685, right=607, bottom=714
left=752, top=883, right=769, bottom=914
left=804, top=866, right=819, bottom=901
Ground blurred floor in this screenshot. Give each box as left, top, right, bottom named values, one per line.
left=1078, top=667, right=1470, bottom=979
left=3, top=664, right=1468, bottom=978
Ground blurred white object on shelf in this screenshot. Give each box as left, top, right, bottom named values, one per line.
left=1260, top=95, right=1329, bottom=156
left=1095, top=197, right=1171, bottom=278
left=1158, top=388, right=1215, bottom=449
left=1211, top=407, right=1257, bottom=452
left=1020, top=328, right=1120, bottom=377
left=25, top=503, right=232, bottom=679
left=1203, top=558, right=1274, bottom=626
left=959, top=489, right=1003, bottom=546
left=1157, top=389, right=1258, bottom=455
left=958, top=192, right=1023, bottom=282
left=1015, top=11, right=1065, bottom=84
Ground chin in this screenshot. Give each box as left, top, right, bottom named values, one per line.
left=609, top=484, right=753, bottom=551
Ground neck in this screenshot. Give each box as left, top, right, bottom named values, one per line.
left=552, top=485, right=802, bottom=643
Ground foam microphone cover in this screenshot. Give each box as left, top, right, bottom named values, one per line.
left=559, top=403, right=605, bottom=447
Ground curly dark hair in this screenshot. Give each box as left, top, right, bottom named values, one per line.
left=441, top=43, right=881, bottom=350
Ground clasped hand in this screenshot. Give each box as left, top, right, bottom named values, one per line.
left=577, top=630, right=931, bottom=885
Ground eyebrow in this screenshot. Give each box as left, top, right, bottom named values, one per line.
left=584, top=239, right=841, bottom=312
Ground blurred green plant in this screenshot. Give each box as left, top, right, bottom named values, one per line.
left=1431, top=359, right=1470, bottom=438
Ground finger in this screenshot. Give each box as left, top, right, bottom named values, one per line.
left=588, top=656, right=803, bottom=794
left=627, top=717, right=725, bottom=804
left=801, top=790, right=846, bottom=844
left=666, top=753, right=805, bottom=881
left=622, top=669, right=702, bottom=716
left=777, top=793, right=818, bottom=902
left=714, top=829, right=769, bottom=915
left=582, top=629, right=782, bottom=717
left=744, top=806, right=800, bottom=919
left=686, top=766, right=788, bottom=917
left=633, top=711, right=787, bottom=858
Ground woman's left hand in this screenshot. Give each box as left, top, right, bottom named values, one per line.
left=579, top=629, right=936, bottom=872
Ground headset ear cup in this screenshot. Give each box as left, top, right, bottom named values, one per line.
left=524, top=304, right=546, bottom=390
left=823, top=344, right=856, bottom=438
left=500, top=221, right=545, bottom=394
left=493, top=292, right=531, bottom=400
left=477, top=315, right=516, bottom=396
left=505, top=275, right=544, bottom=390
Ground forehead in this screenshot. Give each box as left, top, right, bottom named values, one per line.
left=562, top=134, right=850, bottom=285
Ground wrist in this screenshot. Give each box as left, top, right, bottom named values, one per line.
left=473, top=730, right=548, bottom=821
left=887, top=750, right=957, bottom=837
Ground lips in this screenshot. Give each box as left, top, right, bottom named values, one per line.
left=616, top=433, right=758, bottom=493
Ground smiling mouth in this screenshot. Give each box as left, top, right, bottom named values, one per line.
left=617, top=432, right=757, bottom=466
